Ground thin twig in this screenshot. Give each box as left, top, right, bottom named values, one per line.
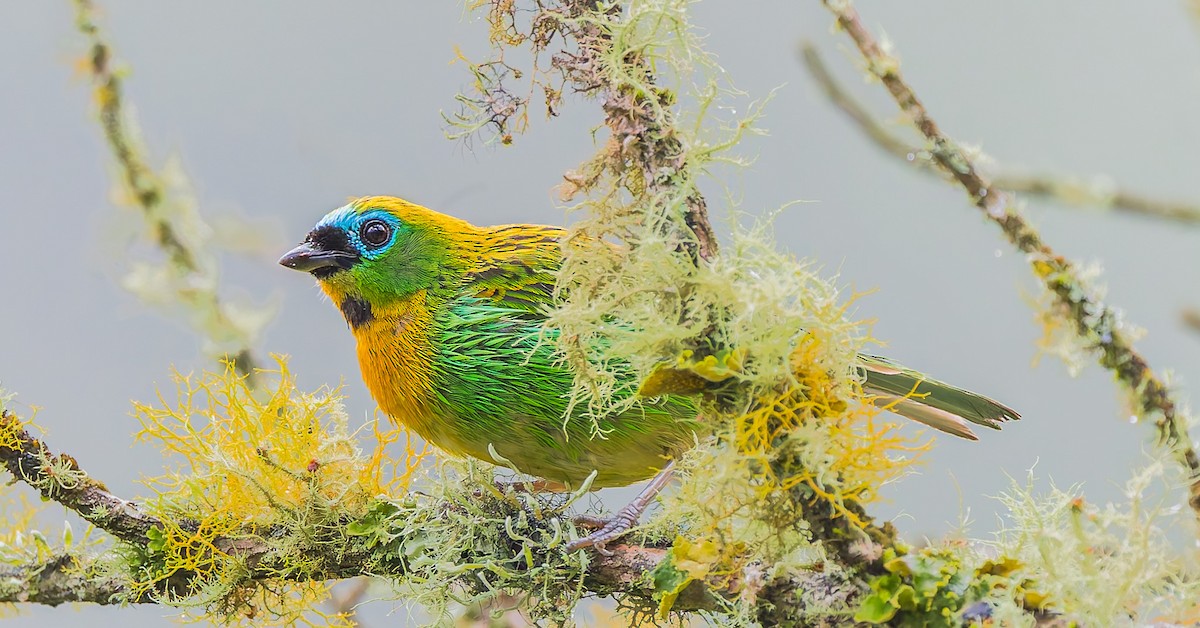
left=73, top=0, right=262, bottom=384
left=800, top=42, right=1200, bottom=226
left=820, top=0, right=1200, bottom=515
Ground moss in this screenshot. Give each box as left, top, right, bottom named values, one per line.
left=341, top=459, right=599, bottom=624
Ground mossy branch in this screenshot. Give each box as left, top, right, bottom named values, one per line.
left=0, top=547, right=862, bottom=616
left=819, top=0, right=1200, bottom=517
left=0, top=407, right=870, bottom=616
left=800, top=43, right=1200, bottom=226
left=0, top=554, right=150, bottom=607
left=73, top=0, right=266, bottom=385
left=0, top=411, right=163, bottom=546
left=552, top=0, right=720, bottom=262
left=534, top=0, right=906, bottom=576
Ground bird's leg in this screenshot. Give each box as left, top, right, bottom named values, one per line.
left=567, top=460, right=676, bottom=554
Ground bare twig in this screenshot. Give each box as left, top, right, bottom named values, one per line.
left=800, top=43, right=1200, bottom=226
left=73, top=0, right=263, bottom=384
left=820, top=0, right=1200, bottom=515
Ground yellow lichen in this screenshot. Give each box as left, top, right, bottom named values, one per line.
left=0, top=407, right=36, bottom=454
left=135, top=357, right=419, bottom=521
left=130, top=356, right=428, bottom=624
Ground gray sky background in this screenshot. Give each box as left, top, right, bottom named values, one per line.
left=3, top=1, right=1200, bottom=625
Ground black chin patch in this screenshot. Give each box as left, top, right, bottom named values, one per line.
left=339, top=295, right=374, bottom=329
left=311, top=266, right=344, bottom=280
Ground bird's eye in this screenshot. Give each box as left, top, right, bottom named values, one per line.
left=360, top=219, right=391, bottom=248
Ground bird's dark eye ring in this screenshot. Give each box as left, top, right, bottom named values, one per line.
left=360, top=219, right=391, bottom=248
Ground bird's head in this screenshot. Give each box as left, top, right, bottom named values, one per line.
left=280, top=196, right=478, bottom=321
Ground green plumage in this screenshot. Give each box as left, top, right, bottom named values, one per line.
left=429, top=300, right=701, bottom=487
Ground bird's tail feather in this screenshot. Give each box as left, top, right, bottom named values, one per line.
left=857, top=353, right=1020, bottom=440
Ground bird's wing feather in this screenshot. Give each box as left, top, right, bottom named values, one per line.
left=857, top=353, right=1020, bottom=439
left=463, top=224, right=564, bottom=313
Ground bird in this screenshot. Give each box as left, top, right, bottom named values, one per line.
left=280, top=196, right=1020, bottom=549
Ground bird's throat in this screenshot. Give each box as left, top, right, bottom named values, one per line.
left=339, top=295, right=374, bottom=329
left=349, top=291, right=440, bottom=438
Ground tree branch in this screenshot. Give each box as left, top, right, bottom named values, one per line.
left=0, top=554, right=152, bottom=607
left=553, top=0, right=720, bottom=262
left=800, top=43, right=1200, bottom=226
left=0, top=411, right=163, bottom=546
left=0, top=547, right=860, bottom=617
left=820, top=0, right=1200, bottom=516
left=0, top=409, right=865, bottom=613
left=73, top=0, right=263, bottom=384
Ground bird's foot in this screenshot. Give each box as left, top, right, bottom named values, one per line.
left=571, top=514, right=609, bottom=530
left=566, top=460, right=677, bottom=555
left=566, top=504, right=646, bottom=556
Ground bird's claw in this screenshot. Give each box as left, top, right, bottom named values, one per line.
left=566, top=461, right=677, bottom=554
left=566, top=508, right=641, bottom=555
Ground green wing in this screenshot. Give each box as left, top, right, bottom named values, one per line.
left=429, top=299, right=700, bottom=487
left=455, top=223, right=1019, bottom=447
left=437, top=224, right=698, bottom=487
left=857, top=353, right=1020, bottom=440
left=463, top=224, right=564, bottom=313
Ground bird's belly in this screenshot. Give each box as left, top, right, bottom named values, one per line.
left=354, top=303, right=701, bottom=488
left=418, top=408, right=693, bottom=489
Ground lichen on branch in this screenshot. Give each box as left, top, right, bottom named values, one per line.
left=819, top=0, right=1200, bottom=520
left=453, top=1, right=924, bottom=617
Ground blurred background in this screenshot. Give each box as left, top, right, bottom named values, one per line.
left=2, top=1, right=1199, bottom=625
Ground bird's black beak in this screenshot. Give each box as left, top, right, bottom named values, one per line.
left=278, top=233, right=359, bottom=278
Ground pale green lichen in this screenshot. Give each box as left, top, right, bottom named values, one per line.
left=987, top=463, right=1200, bottom=625
left=532, top=2, right=920, bottom=590
left=455, top=5, right=920, bottom=615
left=346, top=459, right=596, bottom=624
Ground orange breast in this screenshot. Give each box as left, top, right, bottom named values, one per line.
left=350, top=292, right=450, bottom=448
